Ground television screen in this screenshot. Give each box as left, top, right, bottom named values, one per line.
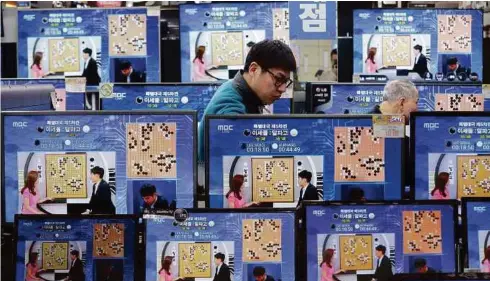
left=2, top=111, right=196, bottom=223
left=206, top=115, right=404, bottom=208
left=14, top=215, right=137, bottom=281
left=301, top=201, right=457, bottom=281
left=99, top=82, right=292, bottom=116
left=411, top=112, right=490, bottom=200
left=353, top=9, right=483, bottom=83
left=394, top=273, right=490, bottom=281
left=306, top=82, right=484, bottom=114
left=1, top=78, right=66, bottom=111
left=144, top=209, right=295, bottom=281
left=462, top=198, right=490, bottom=272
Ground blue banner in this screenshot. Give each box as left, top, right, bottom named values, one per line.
left=17, top=8, right=160, bottom=82
left=289, top=1, right=337, bottom=40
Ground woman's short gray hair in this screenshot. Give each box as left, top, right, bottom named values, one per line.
left=383, top=80, right=418, bottom=102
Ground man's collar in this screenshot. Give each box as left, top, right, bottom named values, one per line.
left=232, top=70, right=264, bottom=113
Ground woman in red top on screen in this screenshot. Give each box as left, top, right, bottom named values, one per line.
left=30, top=52, right=50, bottom=78
left=226, top=175, right=257, bottom=208
left=364, top=47, right=378, bottom=74
left=25, top=252, right=44, bottom=281
left=159, top=256, right=182, bottom=281
left=192, top=46, right=207, bottom=82
left=320, top=249, right=343, bottom=281
left=482, top=246, right=490, bottom=273
left=430, top=172, right=450, bottom=200
left=20, top=171, right=51, bottom=215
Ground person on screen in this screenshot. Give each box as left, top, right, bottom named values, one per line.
left=252, top=266, right=275, bottom=281
left=414, top=258, right=436, bottom=274
left=116, top=61, right=146, bottom=83
left=372, top=245, right=393, bottom=281
left=445, top=57, right=471, bottom=77
left=26, top=252, right=44, bottom=281
left=297, top=170, right=319, bottom=207
left=213, top=253, right=231, bottom=281
left=192, top=45, right=208, bottom=82
left=320, top=249, right=343, bottom=281
left=364, top=47, right=378, bottom=74
left=30, top=52, right=51, bottom=78
left=225, top=175, right=258, bottom=208
left=430, top=172, right=450, bottom=200
left=21, top=171, right=52, bottom=215
left=412, top=45, right=428, bottom=78
left=159, top=256, right=175, bottom=281
left=81, top=48, right=101, bottom=86
left=482, top=246, right=490, bottom=273
left=198, top=39, right=297, bottom=161
left=86, top=166, right=115, bottom=214
left=140, top=184, right=176, bottom=213
left=348, top=187, right=366, bottom=202
left=64, top=250, right=85, bottom=281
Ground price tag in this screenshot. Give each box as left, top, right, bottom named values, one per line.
left=372, top=115, right=405, bottom=138
left=65, top=77, right=86, bottom=93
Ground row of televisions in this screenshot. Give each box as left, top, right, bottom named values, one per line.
left=9, top=199, right=490, bottom=281
left=3, top=111, right=490, bottom=223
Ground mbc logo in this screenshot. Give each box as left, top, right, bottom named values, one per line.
left=423, top=123, right=439, bottom=130
left=473, top=206, right=487, bottom=213
left=217, top=125, right=233, bottom=133
left=113, top=92, right=126, bottom=99
left=312, top=210, right=326, bottom=217
left=13, top=122, right=28, bottom=128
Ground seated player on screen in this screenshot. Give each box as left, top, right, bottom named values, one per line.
left=445, top=57, right=471, bottom=77
left=320, top=249, right=343, bottom=281
left=348, top=187, right=366, bottom=202
left=85, top=166, right=115, bottom=215
left=372, top=245, right=393, bottom=281
left=297, top=170, right=319, bottom=207
left=225, top=175, right=258, bottom=208
left=140, top=184, right=176, bottom=214
left=116, top=61, right=146, bottom=83
left=213, top=253, right=231, bottom=281
left=20, top=171, right=52, bottom=215
left=414, top=258, right=436, bottom=274
left=253, top=266, right=275, bottom=281
left=197, top=39, right=297, bottom=161
left=64, top=250, right=85, bottom=281
left=482, top=246, right=490, bottom=273
left=430, top=172, right=450, bottom=200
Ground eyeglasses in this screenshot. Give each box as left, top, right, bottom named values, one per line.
left=265, top=69, right=293, bottom=88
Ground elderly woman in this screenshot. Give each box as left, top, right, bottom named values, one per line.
left=369, top=79, right=419, bottom=121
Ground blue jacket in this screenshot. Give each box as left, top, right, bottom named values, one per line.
left=198, top=72, right=263, bottom=161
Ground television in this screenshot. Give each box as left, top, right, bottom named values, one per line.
left=14, top=215, right=138, bottom=281
left=462, top=198, right=490, bottom=272
left=205, top=115, right=404, bottom=208
left=144, top=208, right=295, bottom=281
left=411, top=112, right=490, bottom=200
left=299, top=201, right=458, bottom=281
left=1, top=111, right=196, bottom=223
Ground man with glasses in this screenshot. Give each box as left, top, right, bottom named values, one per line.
left=198, top=39, right=297, bottom=161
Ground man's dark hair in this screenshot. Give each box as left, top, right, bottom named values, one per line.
left=70, top=250, right=80, bottom=257
left=253, top=266, right=266, bottom=276
left=348, top=187, right=365, bottom=201
left=298, top=170, right=312, bottom=183
left=214, top=253, right=225, bottom=262
left=375, top=245, right=386, bottom=255
left=447, top=57, right=458, bottom=65
left=414, top=45, right=422, bottom=52
left=414, top=258, right=427, bottom=269
left=90, top=166, right=104, bottom=178
left=244, top=39, right=296, bottom=73
left=330, top=49, right=338, bottom=57
left=140, top=184, right=157, bottom=197
left=120, top=61, right=132, bottom=70
left=82, top=48, right=92, bottom=56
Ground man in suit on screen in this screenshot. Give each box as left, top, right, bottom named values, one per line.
left=65, top=250, right=85, bottom=281
left=372, top=245, right=393, bottom=281
left=86, top=166, right=115, bottom=215
left=213, top=253, right=231, bottom=281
